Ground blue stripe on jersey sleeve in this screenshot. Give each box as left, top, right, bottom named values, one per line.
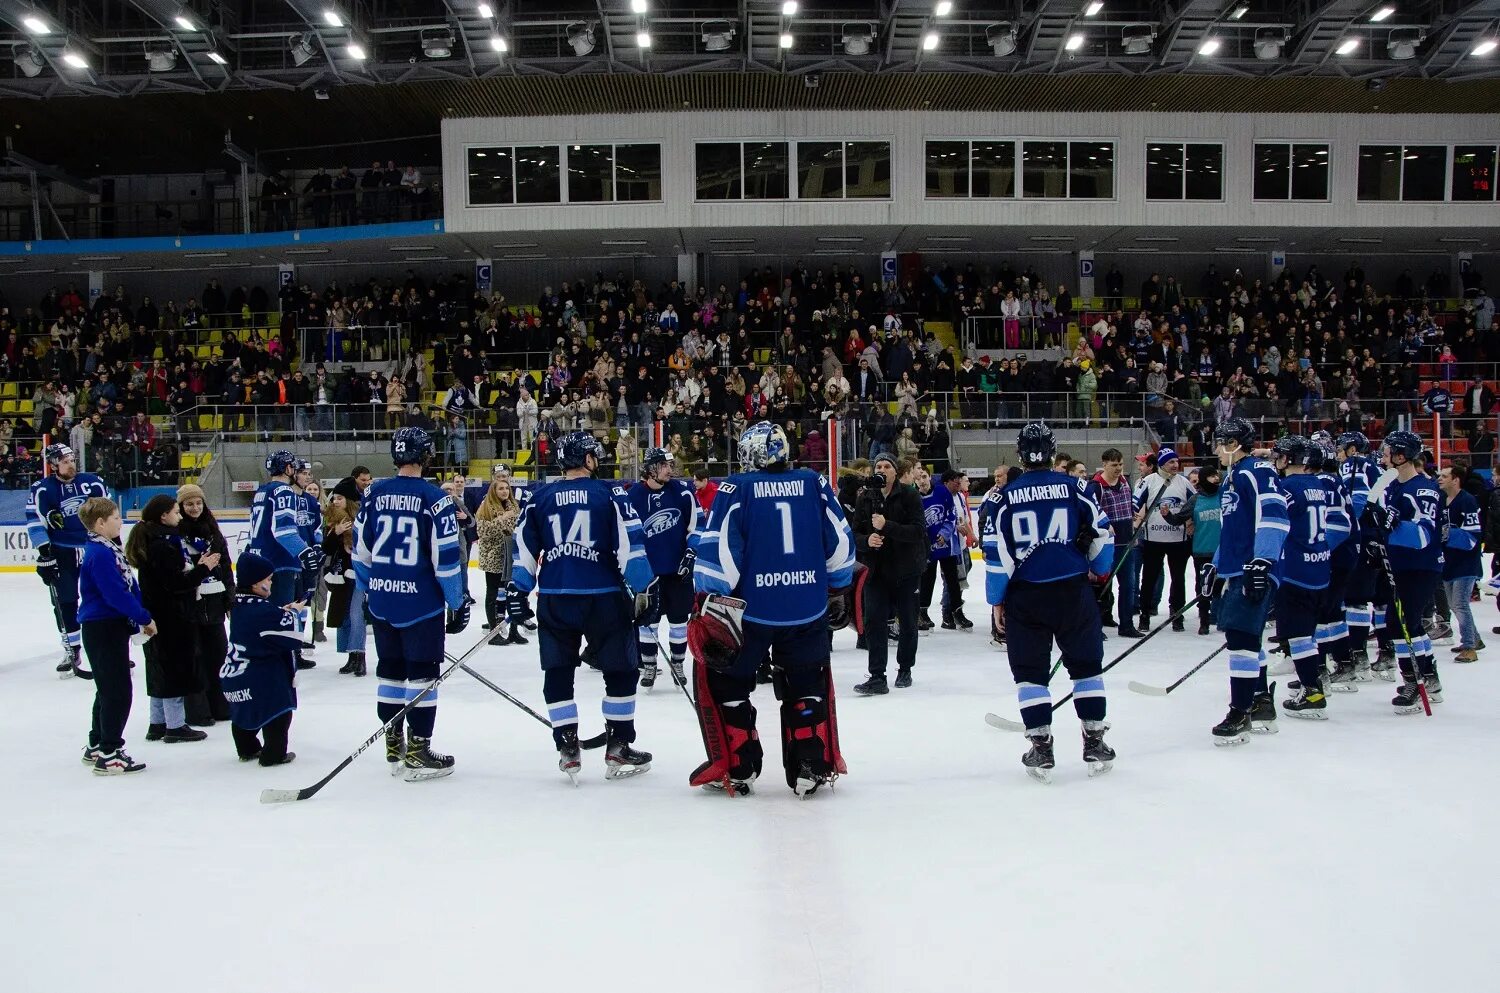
left=510, top=501, right=541, bottom=594
left=351, top=501, right=372, bottom=588
left=1248, top=469, right=1290, bottom=562
left=820, top=478, right=856, bottom=589
left=980, top=498, right=1012, bottom=605
left=430, top=498, right=465, bottom=609
left=1081, top=489, right=1114, bottom=575
left=612, top=489, right=655, bottom=595
left=272, top=489, right=309, bottom=558
left=1390, top=520, right=1430, bottom=550
left=693, top=485, right=741, bottom=596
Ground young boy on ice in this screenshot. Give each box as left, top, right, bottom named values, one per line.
left=222, top=552, right=303, bottom=766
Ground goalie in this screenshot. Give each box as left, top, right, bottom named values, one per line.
left=688, top=423, right=858, bottom=797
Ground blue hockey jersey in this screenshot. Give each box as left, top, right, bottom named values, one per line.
left=1384, top=474, right=1442, bottom=574
left=922, top=487, right=960, bottom=560
left=1213, top=457, right=1290, bottom=579
left=222, top=594, right=301, bottom=730
left=353, top=475, right=466, bottom=626
left=693, top=468, right=856, bottom=626
left=75, top=534, right=153, bottom=626
left=1278, top=473, right=1344, bottom=590
left=512, top=477, right=654, bottom=597
left=1442, top=489, right=1482, bottom=580
left=26, top=472, right=110, bottom=551
left=981, top=469, right=1113, bottom=605
left=247, top=480, right=311, bottom=573
left=1339, top=454, right=1381, bottom=533
left=627, top=478, right=701, bottom=578
left=1317, top=469, right=1358, bottom=569
left=296, top=490, right=324, bottom=548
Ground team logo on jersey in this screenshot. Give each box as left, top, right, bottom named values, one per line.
left=643, top=507, right=682, bottom=538
left=59, top=494, right=88, bottom=519
left=1221, top=487, right=1241, bottom=519
left=924, top=504, right=946, bottom=527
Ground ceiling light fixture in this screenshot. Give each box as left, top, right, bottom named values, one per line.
left=206, top=50, right=228, bottom=65
left=701, top=20, right=735, bottom=51
left=1370, top=5, right=1395, bottom=21
left=1472, top=38, right=1498, bottom=56
left=568, top=22, right=596, bottom=55
left=1230, top=3, right=1250, bottom=19
left=423, top=29, right=456, bottom=59
left=636, top=30, right=651, bottom=47
left=323, top=10, right=344, bottom=28
left=174, top=14, right=196, bottom=31
left=842, top=23, right=875, bottom=55
left=145, top=42, right=177, bottom=71
left=779, top=32, right=794, bottom=49
left=782, top=1, right=798, bottom=15
left=1065, top=32, right=1085, bottom=51
left=345, top=41, right=366, bottom=59
left=21, top=15, right=50, bottom=34
left=631, top=0, right=647, bottom=13
left=935, top=1, right=954, bottom=15
left=13, top=46, right=44, bottom=77
left=1121, top=25, right=1155, bottom=54
left=1387, top=28, right=1423, bottom=59
left=489, top=35, right=508, bottom=52
left=1084, top=1, right=1104, bottom=15
left=987, top=23, right=1017, bottom=56
left=1253, top=27, right=1285, bottom=58
left=1198, top=37, right=1221, bottom=55
left=922, top=31, right=940, bottom=50
left=1336, top=37, right=1359, bottom=55
left=61, top=50, right=88, bottom=69
left=290, top=32, right=317, bottom=65
left=478, top=2, right=493, bottom=15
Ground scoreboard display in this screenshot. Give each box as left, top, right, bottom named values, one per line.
left=1453, top=145, right=1497, bottom=202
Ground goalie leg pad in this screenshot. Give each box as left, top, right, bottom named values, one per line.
left=687, top=661, right=762, bottom=791
left=776, top=663, right=846, bottom=790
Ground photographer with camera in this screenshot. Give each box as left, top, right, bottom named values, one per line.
left=853, top=454, right=928, bottom=694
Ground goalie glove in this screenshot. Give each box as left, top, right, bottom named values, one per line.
left=687, top=592, right=746, bottom=672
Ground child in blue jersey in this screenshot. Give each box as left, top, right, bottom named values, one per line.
left=919, top=468, right=966, bottom=631
left=511, top=431, right=656, bottom=783
left=76, top=498, right=156, bottom=775
left=1200, top=417, right=1289, bottom=745
left=982, top=422, right=1115, bottom=782
left=1438, top=464, right=1484, bottom=663
left=627, top=447, right=700, bottom=691
left=1271, top=436, right=1350, bottom=720
left=353, top=428, right=470, bottom=781
left=28, top=443, right=111, bottom=677
left=223, top=553, right=302, bottom=766
left=689, top=422, right=857, bottom=797
left=1337, top=431, right=1387, bottom=678
left=1373, top=431, right=1444, bottom=713
left=247, top=451, right=322, bottom=673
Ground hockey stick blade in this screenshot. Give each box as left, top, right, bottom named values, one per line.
left=260, top=788, right=309, bottom=804
left=984, top=712, right=1025, bottom=732
left=1126, top=680, right=1172, bottom=697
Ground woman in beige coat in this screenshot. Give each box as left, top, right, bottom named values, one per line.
left=475, top=475, right=522, bottom=629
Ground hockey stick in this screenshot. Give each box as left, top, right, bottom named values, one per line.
left=1127, top=645, right=1227, bottom=696
left=985, top=594, right=1205, bottom=731
left=652, top=628, right=698, bottom=712
left=259, top=628, right=495, bottom=805
left=457, top=660, right=607, bottom=749
left=1372, top=545, right=1433, bottom=716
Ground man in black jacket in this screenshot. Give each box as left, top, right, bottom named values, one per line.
left=853, top=453, right=928, bottom=694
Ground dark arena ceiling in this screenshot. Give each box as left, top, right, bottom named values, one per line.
left=2, top=1, right=1498, bottom=174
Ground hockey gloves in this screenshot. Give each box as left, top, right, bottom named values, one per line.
left=676, top=547, right=697, bottom=580
left=826, top=586, right=853, bottom=630
left=1242, top=558, right=1273, bottom=604
left=35, top=543, right=58, bottom=587
left=1197, top=562, right=1219, bottom=599
left=1073, top=523, right=1099, bottom=557
left=298, top=545, right=325, bottom=575
left=632, top=578, right=660, bottom=621
left=446, top=594, right=474, bottom=635
left=687, top=593, right=746, bottom=672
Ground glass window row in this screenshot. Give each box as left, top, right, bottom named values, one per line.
left=466, top=143, right=662, bottom=206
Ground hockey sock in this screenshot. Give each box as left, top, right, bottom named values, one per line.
left=637, top=624, right=658, bottom=660
left=668, top=621, right=688, bottom=661
left=1411, top=635, right=1436, bottom=677
left=1255, top=650, right=1269, bottom=694
left=406, top=679, right=438, bottom=738
left=1289, top=636, right=1323, bottom=689
left=602, top=670, right=637, bottom=744
left=1016, top=681, right=1053, bottom=731
left=1225, top=629, right=1261, bottom=711
left=543, top=668, right=579, bottom=747
left=1070, top=675, right=1106, bottom=724
left=377, top=678, right=407, bottom=729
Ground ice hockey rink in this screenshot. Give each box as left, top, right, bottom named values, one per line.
left=7, top=567, right=1497, bottom=993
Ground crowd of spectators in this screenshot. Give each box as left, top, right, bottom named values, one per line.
left=0, top=254, right=1495, bottom=490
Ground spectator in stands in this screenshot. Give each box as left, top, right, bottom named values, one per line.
left=446, top=414, right=468, bottom=475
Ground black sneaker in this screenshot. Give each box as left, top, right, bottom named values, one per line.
left=1115, top=626, right=1144, bottom=638
left=1197, top=617, right=1211, bottom=636
left=145, top=723, right=167, bottom=741
left=295, top=657, right=316, bottom=671
left=940, top=614, right=957, bottom=630
left=853, top=674, right=889, bottom=696
left=93, top=749, right=146, bottom=775
left=259, top=751, right=296, bottom=767
left=81, top=745, right=104, bottom=766
left=1212, top=708, right=1252, bottom=746
left=894, top=667, right=913, bottom=689
left=1172, top=616, right=1186, bottom=633
left=917, top=611, right=934, bottom=632
left=163, top=726, right=208, bottom=743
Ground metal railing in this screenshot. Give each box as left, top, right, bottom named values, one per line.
left=963, top=314, right=1071, bottom=351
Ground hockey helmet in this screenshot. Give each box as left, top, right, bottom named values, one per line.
left=1383, top=430, right=1423, bottom=464
left=737, top=422, right=790, bottom=470
left=390, top=427, right=434, bottom=468
left=264, top=450, right=298, bottom=476
left=557, top=431, right=606, bottom=470
left=1272, top=435, right=1317, bottom=468
left=43, top=443, right=75, bottom=467
left=1213, top=416, right=1256, bottom=451
left=642, top=446, right=675, bottom=478
left=1336, top=430, right=1369, bottom=454
left=1016, top=421, right=1055, bottom=468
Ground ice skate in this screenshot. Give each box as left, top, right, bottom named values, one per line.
left=1325, top=661, right=1361, bottom=693
left=604, top=733, right=652, bottom=780
left=93, top=749, right=146, bottom=775
left=56, top=645, right=78, bottom=679
left=1081, top=721, right=1115, bottom=777
left=402, top=735, right=455, bottom=782
left=952, top=608, right=974, bottom=631
left=1212, top=708, right=1251, bottom=746
left=1282, top=684, right=1328, bottom=719
left=1392, top=680, right=1426, bottom=715
left=917, top=611, right=933, bottom=632
left=793, top=761, right=833, bottom=798
left=1371, top=645, right=1397, bottom=682
left=640, top=661, right=658, bottom=691
left=385, top=727, right=405, bottom=777
left=1250, top=684, right=1278, bottom=734
left=1022, top=728, right=1055, bottom=783
left=557, top=728, right=582, bottom=786
left=1422, top=673, right=1443, bottom=704
left=668, top=658, right=686, bottom=686
left=1425, top=620, right=1454, bottom=646
left=1349, top=646, right=1374, bottom=681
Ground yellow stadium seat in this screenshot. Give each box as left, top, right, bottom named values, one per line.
left=1, top=399, right=16, bottom=414
left=514, top=450, right=532, bottom=467
left=0, top=382, right=15, bottom=398
left=17, top=399, right=33, bottom=415
left=179, top=452, right=197, bottom=469
left=208, top=330, right=222, bottom=343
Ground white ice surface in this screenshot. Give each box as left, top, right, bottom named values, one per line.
left=6, top=569, right=1498, bottom=993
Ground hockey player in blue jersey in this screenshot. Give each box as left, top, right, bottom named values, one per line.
left=292, top=459, right=324, bottom=665
left=1438, top=464, right=1483, bottom=664
left=247, top=451, right=323, bottom=614
left=222, top=552, right=302, bottom=766
left=627, top=447, right=700, bottom=690
left=982, top=422, right=1115, bottom=782
left=1371, top=430, right=1444, bottom=714
left=1200, top=417, right=1290, bottom=745
left=28, top=443, right=111, bottom=678
left=1307, top=436, right=1362, bottom=692
left=511, top=431, right=656, bottom=783
left=1337, top=430, right=1386, bottom=680
left=689, top=422, right=856, bottom=797
left=354, top=428, right=470, bottom=781
left=1270, top=436, right=1350, bottom=720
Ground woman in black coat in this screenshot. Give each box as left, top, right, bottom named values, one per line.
left=178, top=483, right=235, bottom=726
left=125, top=494, right=219, bottom=743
